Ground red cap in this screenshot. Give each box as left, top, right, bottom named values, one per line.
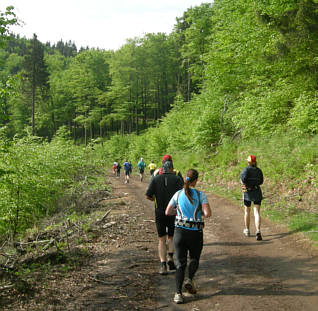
left=162, top=154, right=172, bottom=162
left=247, top=155, right=256, bottom=163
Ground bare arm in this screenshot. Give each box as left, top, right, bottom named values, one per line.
left=202, top=203, right=211, bottom=218
left=146, top=195, right=154, bottom=201
left=165, top=204, right=176, bottom=216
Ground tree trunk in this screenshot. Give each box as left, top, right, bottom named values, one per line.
left=187, top=59, right=191, bottom=102
left=31, top=82, right=35, bottom=135
left=136, top=106, right=139, bottom=135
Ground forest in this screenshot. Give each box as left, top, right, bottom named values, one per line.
left=1, top=0, right=318, bottom=250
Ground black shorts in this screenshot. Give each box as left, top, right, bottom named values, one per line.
left=155, top=210, right=175, bottom=237
left=124, top=170, right=130, bottom=176
left=139, top=169, right=144, bottom=174
left=244, top=200, right=262, bottom=207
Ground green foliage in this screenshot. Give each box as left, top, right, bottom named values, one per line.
left=288, top=92, right=318, bottom=134
left=103, top=134, right=131, bottom=161
left=0, top=132, right=90, bottom=239
left=0, top=6, right=17, bottom=44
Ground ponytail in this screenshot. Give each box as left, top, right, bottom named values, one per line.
left=184, top=169, right=199, bottom=204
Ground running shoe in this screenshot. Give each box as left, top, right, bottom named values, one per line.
left=167, top=260, right=176, bottom=271
left=243, top=228, right=250, bottom=237
left=159, top=263, right=167, bottom=275
left=256, top=231, right=263, bottom=241
left=184, top=278, right=197, bottom=294
left=173, top=293, right=184, bottom=304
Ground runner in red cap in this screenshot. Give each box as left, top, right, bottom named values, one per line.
left=240, top=155, right=264, bottom=240
left=153, top=154, right=182, bottom=179
left=146, top=160, right=184, bottom=275
left=162, top=154, right=172, bottom=162
left=247, top=155, right=256, bottom=163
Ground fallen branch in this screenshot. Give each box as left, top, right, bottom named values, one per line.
left=16, top=240, right=52, bottom=246
left=96, top=209, right=112, bottom=224
left=0, top=284, right=14, bottom=291
left=88, top=275, right=125, bottom=286
left=0, top=240, right=8, bottom=251
left=133, top=240, right=153, bottom=243
left=0, top=253, right=15, bottom=259
left=0, top=252, right=17, bottom=268
left=42, top=239, right=55, bottom=251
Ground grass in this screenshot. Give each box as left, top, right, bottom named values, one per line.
left=289, top=212, right=318, bottom=243
left=197, top=132, right=318, bottom=248
left=101, top=129, right=318, bottom=249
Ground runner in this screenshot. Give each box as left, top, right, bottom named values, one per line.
left=112, top=161, right=118, bottom=175
left=116, top=162, right=121, bottom=178
left=128, top=161, right=133, bottom=177
left=240, top=155, right=264, bottom=241
left=123, top=160, right=131, bottom=183
left=146, top=160, right=184, bottom=275
left=148, top=160, right=157, bottom=176
left=137, top=158, right=146, bottom=182
left=153, top=154, right=183, bottom=179
left=166, top=168, right=211, bottom=304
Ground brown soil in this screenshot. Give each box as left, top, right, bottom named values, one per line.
left=2, top=172, right=318, bottom=310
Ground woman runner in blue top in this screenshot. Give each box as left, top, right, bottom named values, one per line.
left=166, top=169, right=211, bottom=304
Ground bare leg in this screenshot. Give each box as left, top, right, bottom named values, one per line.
left=158, top=236, right=167, bottom=262
left=167, top=235, right=174, bottom=261
left=244, top=205, right=251, bottom=230
left=253, top=205, right=261, bottom=232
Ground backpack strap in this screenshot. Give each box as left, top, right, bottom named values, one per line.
left=176, top=189, right=202, bottom=220
left=193, top=189, right=202, bottom=221
left=175, top=190, right=182, bottom=216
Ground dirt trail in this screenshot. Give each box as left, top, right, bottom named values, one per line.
left=3, top=172, right=318, bottom=310
left=111, top=173, right=318, bottom=311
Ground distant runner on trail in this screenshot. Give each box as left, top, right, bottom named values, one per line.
left=137, top=158, right=146, bottom=182
left=123, top=160, right=131, bottom=184
left=148, top=160, right=157, bottom=176
left=129, top=161, right=132, bottom=175
left=153, top=154, right=183, bottom=180
left=166, top=168, right=211, bottom=304
left=146, top=160, right=184, bottom=275
left=116, top=162, right=121, bottom=177
left=112, top=161, right=117, bottom=175
left=240, top=155, right=264, bottom=241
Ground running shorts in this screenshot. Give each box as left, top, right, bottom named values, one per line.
left=155, top=210, right=175, bottom=237
left=244, top=199, right=261, bottom=207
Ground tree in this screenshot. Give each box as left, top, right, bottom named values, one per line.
left=0, top=5, right=17, bottom=123
left=23, top=34, right=49, bottom=135
left=0, top=6, right=17, bottom=46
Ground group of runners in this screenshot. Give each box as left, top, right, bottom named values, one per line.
left=112, top=160, right=133, bottom=183
left=112, top=158, right=159, bottom=183
left=113, top=153, right=264, bottom=304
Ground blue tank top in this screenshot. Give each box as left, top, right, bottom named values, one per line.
left=175, top=189, right=203, bottom=231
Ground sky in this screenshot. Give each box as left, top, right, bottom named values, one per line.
left=0, top=0, right=207, bottom=51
